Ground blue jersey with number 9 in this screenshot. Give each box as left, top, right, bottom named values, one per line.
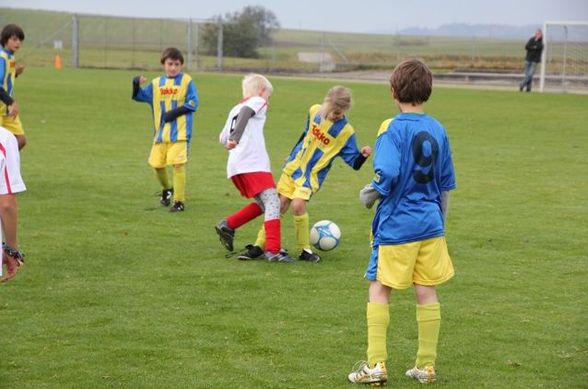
left=371, top=112, right=456, bottom=245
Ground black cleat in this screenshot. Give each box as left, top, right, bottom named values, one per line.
left=160, top=188, right=173, bottom=207
left=299, top=248, right=321, bottom=263
left=169, top=201, right=184, bottom=212
left=237, top=244, right=264, bottom=260
left=215, top=220, right=235, bottom=251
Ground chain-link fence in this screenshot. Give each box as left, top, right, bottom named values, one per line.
left=2, top=7, right=587, bottom=92
left=0, top=8, right=527, bottom=72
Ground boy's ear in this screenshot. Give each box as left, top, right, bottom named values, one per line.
left=390, top=87, right=398, bottom=100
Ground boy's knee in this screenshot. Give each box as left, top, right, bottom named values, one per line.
left=368, top=281, right=391, bottom=304
left=17, top=135, right=26, bottom=150
left=279, top=196, right=290, bottom=214
left=291, top=199, right=306, bottom=215
left=414, top=284, right=438, bottom=305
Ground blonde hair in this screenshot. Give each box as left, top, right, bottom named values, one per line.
left=242, top=73, right=273, bottom=98
left=320, top=86, right=352, bottom=121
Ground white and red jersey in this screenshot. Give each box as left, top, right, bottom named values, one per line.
left=0, top=126, right=26, bottom=195
left=219, top=96, right=271, bottom=178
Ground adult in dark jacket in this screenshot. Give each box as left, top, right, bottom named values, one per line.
left=519, top=29, right=544, bottom=92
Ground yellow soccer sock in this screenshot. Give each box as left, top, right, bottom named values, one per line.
left=172, top=165, right=186, bottom=202
left=293, top=212, right=310, bottom=252
left=367, top=302, right=389, bottom=366
left=254, top=225, right=266, bottom=249
left=155, top=168, right=171, bottom=189
left=415, top=303, right=441, bottom=368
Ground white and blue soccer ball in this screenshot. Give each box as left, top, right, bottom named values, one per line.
left=310, top=220, right=341, bottom=251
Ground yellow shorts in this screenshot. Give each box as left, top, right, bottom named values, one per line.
left=366, top=237, right=454, bottom=289
left=0, top=114, right=25, bottom=135
left=148, top=141, right=188, bottom=168
left=276, top=173, right=312, bottom=200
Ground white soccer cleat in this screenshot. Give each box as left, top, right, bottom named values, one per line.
left=405, top=365, right=437, bottom=384
left=348, top=361, right=387, bottom=386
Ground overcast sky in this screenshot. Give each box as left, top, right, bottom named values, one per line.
left=2, top=0, right=587, bottom=33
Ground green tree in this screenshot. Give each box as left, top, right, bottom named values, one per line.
left=201, top=6, right=280, bottom=58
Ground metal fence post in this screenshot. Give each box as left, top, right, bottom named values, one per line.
left=187, top=19, right=193, bottom=72
left=72, top=14, right=79, bottom=68
left=320, top=31, right=326, bottom=73
left=194, top=21, right=200, bottom=71
left=562, top=25, right=569, bottom=92
left=217, top=21, right=223, bottom=71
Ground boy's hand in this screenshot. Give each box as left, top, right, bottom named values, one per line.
left=162, top=111, right=174, bottom=123
left=361, top=146, right=372, bottom=157
left=225, top=140, right=238, bottom=150
left=15, top=64, right=25, bottom=77
left=8, top=102, right=19, bottom=118
left=359, top=183, right=380, bottom=209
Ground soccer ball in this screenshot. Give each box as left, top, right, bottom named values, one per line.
left=310, top=220, right=341, bottom=251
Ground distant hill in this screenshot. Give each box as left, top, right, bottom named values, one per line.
left=397, top=24, right=538, bottom=40
left=374, top=23, right=588, bottom=42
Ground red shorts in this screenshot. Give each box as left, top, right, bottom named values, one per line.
left=231, top=172, right=276, bottom=198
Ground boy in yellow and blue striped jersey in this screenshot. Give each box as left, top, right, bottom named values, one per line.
left=0, top=24, right=27, bottom=150
left=240, top=86, right=371, bottom=262
left=132, top=47, right=199, bottom=212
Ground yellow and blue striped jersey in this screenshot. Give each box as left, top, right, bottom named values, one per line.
left=133, top=73, right=199, bottom=143
left=283, top=104, right=363, bottom=193
left=0, top=48, right=16, bottom=115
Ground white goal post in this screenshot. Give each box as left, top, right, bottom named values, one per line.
left=540, top=21, right=588, bottom=93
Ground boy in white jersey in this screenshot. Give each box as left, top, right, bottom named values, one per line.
left=0, top=126, right=26, bottom=282
left=216, top=74, right=293, bottom=263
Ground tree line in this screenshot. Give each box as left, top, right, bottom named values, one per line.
left=201, top=5, right=280, bottom=59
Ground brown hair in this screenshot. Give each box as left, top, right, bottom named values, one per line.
left=160, top=47, right=184, bottom=65
left=1, top=24, right=25, bottom=47
left=389, top=59, right=432, bottom=105
left=320, top=86, right=352, bottom=121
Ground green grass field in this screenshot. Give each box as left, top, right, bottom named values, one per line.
left=0, top=67, right=587, bottom=388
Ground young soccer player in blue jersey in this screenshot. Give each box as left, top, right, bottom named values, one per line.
left=132, top=47, right=199, bottom=212
left=238, top=86, right=372, bottom=263
left=0, top=24, right=27, bottom=150
left=348, top=59, right=456, bottom=385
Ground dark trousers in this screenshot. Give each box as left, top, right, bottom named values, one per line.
left=520, top=61, right=538, bottom=91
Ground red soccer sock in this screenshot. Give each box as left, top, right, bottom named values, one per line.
left=226, top=203, right=263, bottom=229
left=264, top=218, right=281, bottom=254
